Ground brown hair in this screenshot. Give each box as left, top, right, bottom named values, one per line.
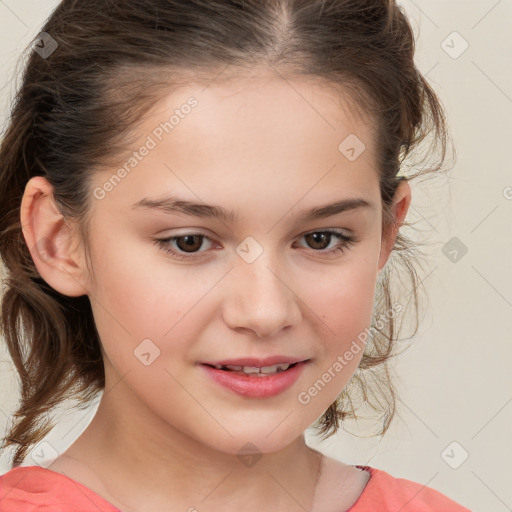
left=0, top=0, right=450, bottom=468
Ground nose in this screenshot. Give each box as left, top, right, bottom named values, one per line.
left=222, top=253, right=302, bottom=338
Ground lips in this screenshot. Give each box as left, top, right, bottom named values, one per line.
left=201, top=356, right=309, bottom=367
left=201, top=360, right=310, bottom=398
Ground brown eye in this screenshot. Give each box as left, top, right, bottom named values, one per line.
left=304, top=232, right=333, bottom=250
left=174, top=235, right=204, bottom=253
left=153, top=233, right=215, bottom=260
left=296, top=230, right=357, bottom=257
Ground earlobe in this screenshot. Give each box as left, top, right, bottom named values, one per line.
left=377, top=180, right=412, bottom=273
left=20, top=176, right=88, bottom=297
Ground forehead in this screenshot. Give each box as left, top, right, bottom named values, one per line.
left=90, top=69, right=380, bottom=220
left=150, top=68, right=373, bottom=143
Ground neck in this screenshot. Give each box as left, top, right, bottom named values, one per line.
left=62, top=381, right=325, bottom=512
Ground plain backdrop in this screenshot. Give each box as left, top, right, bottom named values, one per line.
left=1, top=2, right=511, bottom=511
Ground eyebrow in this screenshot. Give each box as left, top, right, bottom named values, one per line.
left=131, top=195, right=374, bottom=223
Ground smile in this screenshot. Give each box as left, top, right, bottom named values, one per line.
left=200, top=360, right=310, bottom=398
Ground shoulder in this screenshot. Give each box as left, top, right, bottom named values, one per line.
left=0, top=465, right=119, bottom=512
left=348, top=465, right=471, bottom=512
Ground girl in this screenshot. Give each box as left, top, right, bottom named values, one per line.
left=0, top=1, right=469, bottom=510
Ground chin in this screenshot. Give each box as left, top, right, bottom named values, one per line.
left=199, top=423, right=306, bottom=459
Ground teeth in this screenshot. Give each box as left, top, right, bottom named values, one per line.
left=214, top=363, right=292, bottom=374
left=260, top=363, right=291, bottom=374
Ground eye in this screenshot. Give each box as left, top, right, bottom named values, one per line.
left=153, top=233, right=215, bottom=260
left=153, top=229, right=357, bottom=261
left=294, top=230, right=357, bottom=257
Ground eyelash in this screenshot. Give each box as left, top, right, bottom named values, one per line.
left=153, top=229, right=357, bottom=261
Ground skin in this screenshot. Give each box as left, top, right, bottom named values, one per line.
left=20, top=67, right=411, bottom=512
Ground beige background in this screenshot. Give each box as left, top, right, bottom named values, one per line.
left=1, top=2, right=511, bottom=511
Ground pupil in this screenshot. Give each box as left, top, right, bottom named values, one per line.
left=177, top=235, right=202, bottom=252
left=307, top=232, right=329, bottom=250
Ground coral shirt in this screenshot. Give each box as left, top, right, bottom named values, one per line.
left=0, top=464, right=471, bottom=511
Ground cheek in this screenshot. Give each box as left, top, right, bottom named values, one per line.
left=305, top=257, right=377, bottom=341
left=86, top=234, right=219, bottom=371
left=295, top=259, right=377, bottom=408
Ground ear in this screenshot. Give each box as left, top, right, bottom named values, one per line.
left=377, top=179, right=412, bottom=273
left=20, top=176, right=89, bottom=297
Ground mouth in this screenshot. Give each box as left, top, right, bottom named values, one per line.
left=201, top=361, right=305, bottom=376
left=200, top=360, right=311, bottom=398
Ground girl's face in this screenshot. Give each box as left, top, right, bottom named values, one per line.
left=78, top=71, right=410, bottom=456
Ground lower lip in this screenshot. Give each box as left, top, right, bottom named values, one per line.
left=200, top=361, right=309, bottom=399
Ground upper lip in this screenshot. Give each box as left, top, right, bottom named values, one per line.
left=201, top=356, right=309, bottom=367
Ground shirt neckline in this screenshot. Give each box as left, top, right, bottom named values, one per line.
left=346, top=465, right=375, bottom=511
left=11, top=463, right=376, bottom=511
